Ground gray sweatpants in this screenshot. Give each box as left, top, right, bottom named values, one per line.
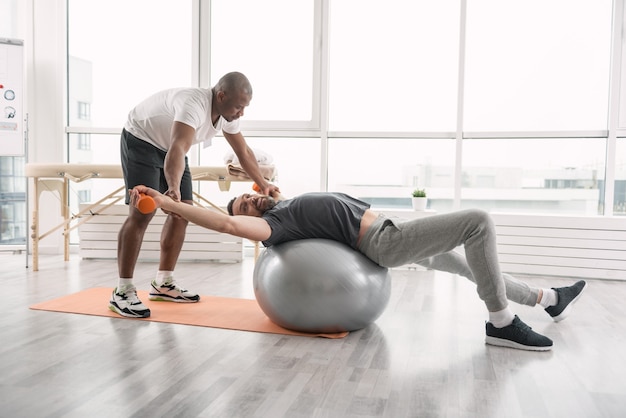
left=358, top=209, right=539, bottom=312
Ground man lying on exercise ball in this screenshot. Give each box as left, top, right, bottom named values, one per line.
left=130, top=185, right=586, bottom=351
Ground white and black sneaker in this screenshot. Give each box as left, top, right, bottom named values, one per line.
left=109, top=286, right=151, bottom=318
left=485, top=315, right=553, bottom=351
left=148, top=280, right=200, bottom=303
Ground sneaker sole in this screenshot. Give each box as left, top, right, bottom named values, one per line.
left=485, top=336, right=553, bottom=351
left=148, top=294, right=200, bottom=303
left=552, top=281, right=587, bottom=322
left=108, top=303, right=151, bottom=318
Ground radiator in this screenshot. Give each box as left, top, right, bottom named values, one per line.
left=492, top=212, right=626, bottom=280
left=78, top=204, right=243, bottom=262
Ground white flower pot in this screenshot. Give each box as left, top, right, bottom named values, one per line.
left=411, top=197, right=427, bottom=211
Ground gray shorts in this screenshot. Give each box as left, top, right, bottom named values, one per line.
left=120, top=129, right=192, bottom=203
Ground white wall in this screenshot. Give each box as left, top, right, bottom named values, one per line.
left=24, top=0, right=68, bottom=253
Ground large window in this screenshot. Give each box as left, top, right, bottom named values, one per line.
left=67, top=0, right=193, bottom=128
left=619, top=0, right=626, bottom=130
left=464, top=0, right=613, bottom=131
left=63, top=0, right=626, bottom=217
left=66, top=0, right=193, bottom=235
left=210, top=0, right=316, bottom=128
left=327, top=138, right=456, bottom=210
left=614, top=138, right=626, bottom=214
left=328, top=0, right=460, bottom=132
left=198, top=136, right=321, bottom=206
left=462, top=138, right=606, bottom=214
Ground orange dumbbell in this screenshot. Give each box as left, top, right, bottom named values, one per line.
left=137, top=193, right=156, bottom=214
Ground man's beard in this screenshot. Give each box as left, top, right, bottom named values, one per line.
left=256, top=195, right=278, bottom=213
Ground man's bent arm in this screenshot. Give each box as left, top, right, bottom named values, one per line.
left=224, top=131, right=277, bottom=195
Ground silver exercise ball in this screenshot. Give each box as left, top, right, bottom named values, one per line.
left=253, top=239, right=392, bottom=333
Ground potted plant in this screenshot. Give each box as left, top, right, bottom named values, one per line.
left=411, top=188, right=428, bottom=211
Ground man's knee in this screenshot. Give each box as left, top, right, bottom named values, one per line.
left=464, top=208, right=494, bottom=230
left=168, top=215, right=189, bottom=227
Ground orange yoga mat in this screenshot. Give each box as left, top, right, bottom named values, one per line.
left=29, top=287, right=348, bottom=339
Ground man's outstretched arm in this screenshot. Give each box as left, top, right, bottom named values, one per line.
left=131, top=185, right=272, bottom=242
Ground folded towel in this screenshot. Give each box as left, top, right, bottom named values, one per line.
left=227, top=163, right=277, bottom=181
left=224, top=148, right=274, bottom=165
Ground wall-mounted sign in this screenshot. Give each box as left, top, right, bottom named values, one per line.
left=0, top=38, right=24, bottom=156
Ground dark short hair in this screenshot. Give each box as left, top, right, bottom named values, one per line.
left=226, top=197, right=236, bottom=216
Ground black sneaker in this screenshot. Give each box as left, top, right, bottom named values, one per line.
left=545, top=280, right=586, bottom=322
left=485, top=316, right=553, bottom=351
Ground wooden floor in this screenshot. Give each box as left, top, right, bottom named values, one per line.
left=1, top=251, right=625, bottom=418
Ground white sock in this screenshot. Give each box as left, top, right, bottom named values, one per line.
left=155, top=270, right=174, bottom=285
left=489, top=307, right=516, bottom=328
left=117, top=278, right=133, bottom=290
left=538, top=288, right=558, bottom=308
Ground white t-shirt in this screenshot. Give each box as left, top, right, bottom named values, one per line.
left=123, top=88, right=241, bottom=151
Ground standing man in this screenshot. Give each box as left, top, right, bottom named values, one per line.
left=110, top=72, right=279, bottom=318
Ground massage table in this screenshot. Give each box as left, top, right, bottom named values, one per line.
left=25, top=163, right=276, bottom=271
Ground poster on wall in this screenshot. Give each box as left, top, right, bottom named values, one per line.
left=0, top=38, right=24, bottom=156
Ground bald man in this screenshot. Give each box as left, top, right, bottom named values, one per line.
left=110, top=72, right=280, bottom=318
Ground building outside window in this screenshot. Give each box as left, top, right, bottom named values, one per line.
left=0, top=156, right=26, bottom=245
left=77, top=101, right=90, bottom=120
